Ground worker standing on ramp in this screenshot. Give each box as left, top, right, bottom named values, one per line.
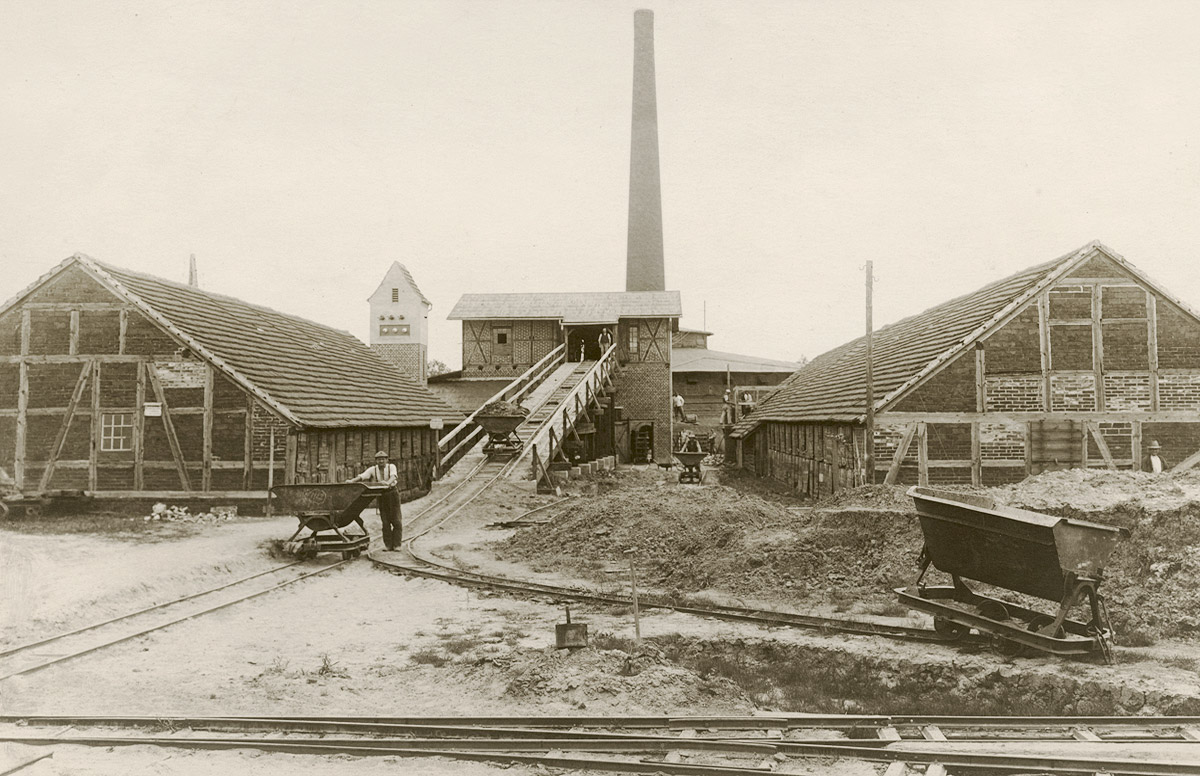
left=347, top=451, right=403, bottom=550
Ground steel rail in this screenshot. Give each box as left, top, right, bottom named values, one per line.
left=0, top=560, right=347, bottom=682
left=375, top=549, right=958, bottom=643
left=0, top=736, right=776, bottom=776
left=10, top=713, right=1200, bottom=742
left=4, top=732, right=1200, bottom=776
left=0, top=559, right=308, bottom=659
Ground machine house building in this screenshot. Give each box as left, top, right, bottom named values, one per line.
left=0, top=255, right=459, bottom=505
left=447, top=291, right=680, bottom=464
left=730, top=242, right=1200, bottom=495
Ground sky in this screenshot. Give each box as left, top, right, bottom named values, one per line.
left=3, top=0, right=1200, bottom=368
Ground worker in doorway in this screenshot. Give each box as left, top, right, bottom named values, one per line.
left=1148, top=440, right=1166, bottom=474
left=673, top=392, right=685, bottom=422
left=577, top=337, right=587, bottom=362
left=598, top=327, right=613, bottom=353
left=347, top=451, right=402, bottom=550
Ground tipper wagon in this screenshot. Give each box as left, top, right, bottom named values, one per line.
left=897, top=486, right=1130, bottom=660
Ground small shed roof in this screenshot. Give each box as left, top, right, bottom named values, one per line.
left=730, top=241, right=1178, bottom=436
left=671, top=348, right=799, bottom=374
left=6, top=256, right=460, bottom=429
left=448, top=291, right=681, bottom=324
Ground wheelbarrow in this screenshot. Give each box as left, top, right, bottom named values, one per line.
left=476, top=414, right=525, bottom=455
left=270, top=483, right=387, bottom=560
left=674, top=450, right=706, bottom=484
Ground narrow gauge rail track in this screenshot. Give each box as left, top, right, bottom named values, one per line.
left=0, top=558, right=347, bottom=682
left=4, top=716, right=1200, bottom=776
left=374, top=467, right=965, bottom=643
left=12, top=713, right=1200, bottom=742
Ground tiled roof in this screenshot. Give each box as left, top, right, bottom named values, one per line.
left=671, top=348, right=799, bottom=374
left=78, top=257, right=459, bottom=429
left=730, top=241, right=1121, bottom=435
left=448, top=291, right=681, bottom=324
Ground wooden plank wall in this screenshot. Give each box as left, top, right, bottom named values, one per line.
left=292, top=426, right=438, bottom=501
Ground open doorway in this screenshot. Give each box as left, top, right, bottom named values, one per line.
left=565, top=324, right=615, bottom=362
left=631, top=422, right=654, bottom=464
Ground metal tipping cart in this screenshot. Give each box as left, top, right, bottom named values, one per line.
left=476, top=414, right=525, bottom=455
left=674, top=450, right=706, bottom=484
left=271, top=483, right=386, bottom=560
left=896, top=486, right=1130, bottom=660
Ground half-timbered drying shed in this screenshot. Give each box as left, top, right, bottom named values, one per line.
left=729, top=241, right=1200, bottom=496
left=448, top=291, right=680, bottom=463
left=0, top=255, right=459, bottom=506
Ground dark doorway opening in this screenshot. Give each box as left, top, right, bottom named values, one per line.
left=566, top=324, right=614, bottom=362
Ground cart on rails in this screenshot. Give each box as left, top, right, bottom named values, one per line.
left=896, top=486, right=1130, bottom=661
left=271, top=483, right=386, bottom=560
left=476, top=414, right=525, bottom=455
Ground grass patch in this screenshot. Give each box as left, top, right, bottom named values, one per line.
left=409, top=647, right=450, bottom=667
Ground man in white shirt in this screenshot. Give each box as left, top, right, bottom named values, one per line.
left=1148, top=440, right=1165, bottom=474
left=348, top=451, right=402, bottom=550
left=673, top=392, right=685, bottom=422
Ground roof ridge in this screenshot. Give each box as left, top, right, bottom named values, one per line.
left=89, top=256, right=358, bottom=339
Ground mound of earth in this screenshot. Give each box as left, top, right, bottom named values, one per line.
left=502, top=468, right=1200, bottom=643
left=500, top=480, right=920, bottom=607
left=992, top=467, right=1200, bottom=512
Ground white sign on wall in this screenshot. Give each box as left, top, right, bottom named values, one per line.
left=152, top=360, right=207, bottom=389
left=143, top=402, right=163, bottom=417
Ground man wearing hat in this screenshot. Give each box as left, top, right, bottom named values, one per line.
left=1148, top=440, right=1166, bottom=474
left=347, top=451, right=403, bottom=550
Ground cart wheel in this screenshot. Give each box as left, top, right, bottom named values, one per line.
left=1027, top=615, right=1065, bottom=639
left=933, top=616, right=968, bottom=641
left=977, top=600, right=1010, bottom=621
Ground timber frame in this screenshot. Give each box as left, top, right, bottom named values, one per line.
left=734, top=242, right=1200, bottom=495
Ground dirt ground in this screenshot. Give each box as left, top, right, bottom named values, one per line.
left=5, top=464, right=1200, bottom=773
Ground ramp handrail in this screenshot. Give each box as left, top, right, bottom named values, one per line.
left=436, top=344, right=566, bottom=476
left=512, top=342, right=618, bottom=482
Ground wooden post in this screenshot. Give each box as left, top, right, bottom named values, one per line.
left=118, top=308, right=128, bottom=355
left=1087, top=421, right=1116, bottom=470
left=267, top=424, right=276, bottom=516
left=14, top=311, right=30, bottom=490
left=243, top=397, right=255, bottom=490
left=89, top=360, right=100, bottom=491
left=1092, top=285, right=1105, bottom=411
left=68, top=310, right=79, bottom=355
left=284, top=431, right=296, bottom=485
left=1131, top=420, right=1143, bottom=472
left=1147, top=294, right=1159, bottom=412
left=625, top=548, right=641, bottom=644
left=202, top=365, right=213, bottom=491
left=916, top=422, right=929, bottom=486
left=14, top=361, right=28, bottom=491
left=1038, top=294, right=1051, bottom=411
left=134, top=362, right=145, bottom=490
left=864, top=260, right=875, bottom=485
left=883, top=423, right=917, bottom=486
left=1024, top=421, right=1034, bottom=477
left=970, top=421, right=981, bottom=486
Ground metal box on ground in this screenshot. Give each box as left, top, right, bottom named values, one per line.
left=271, top=483, right=385, bottom=560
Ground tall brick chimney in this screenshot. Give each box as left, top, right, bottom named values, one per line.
left=626, top=9, right=665, bottom=292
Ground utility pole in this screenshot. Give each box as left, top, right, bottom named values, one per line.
left=864, top=261, right=875, bottom=486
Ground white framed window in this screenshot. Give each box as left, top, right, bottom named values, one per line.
left=627, top=324, right=639, bottom=355
left=101, top=412, right=133, bottom=452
